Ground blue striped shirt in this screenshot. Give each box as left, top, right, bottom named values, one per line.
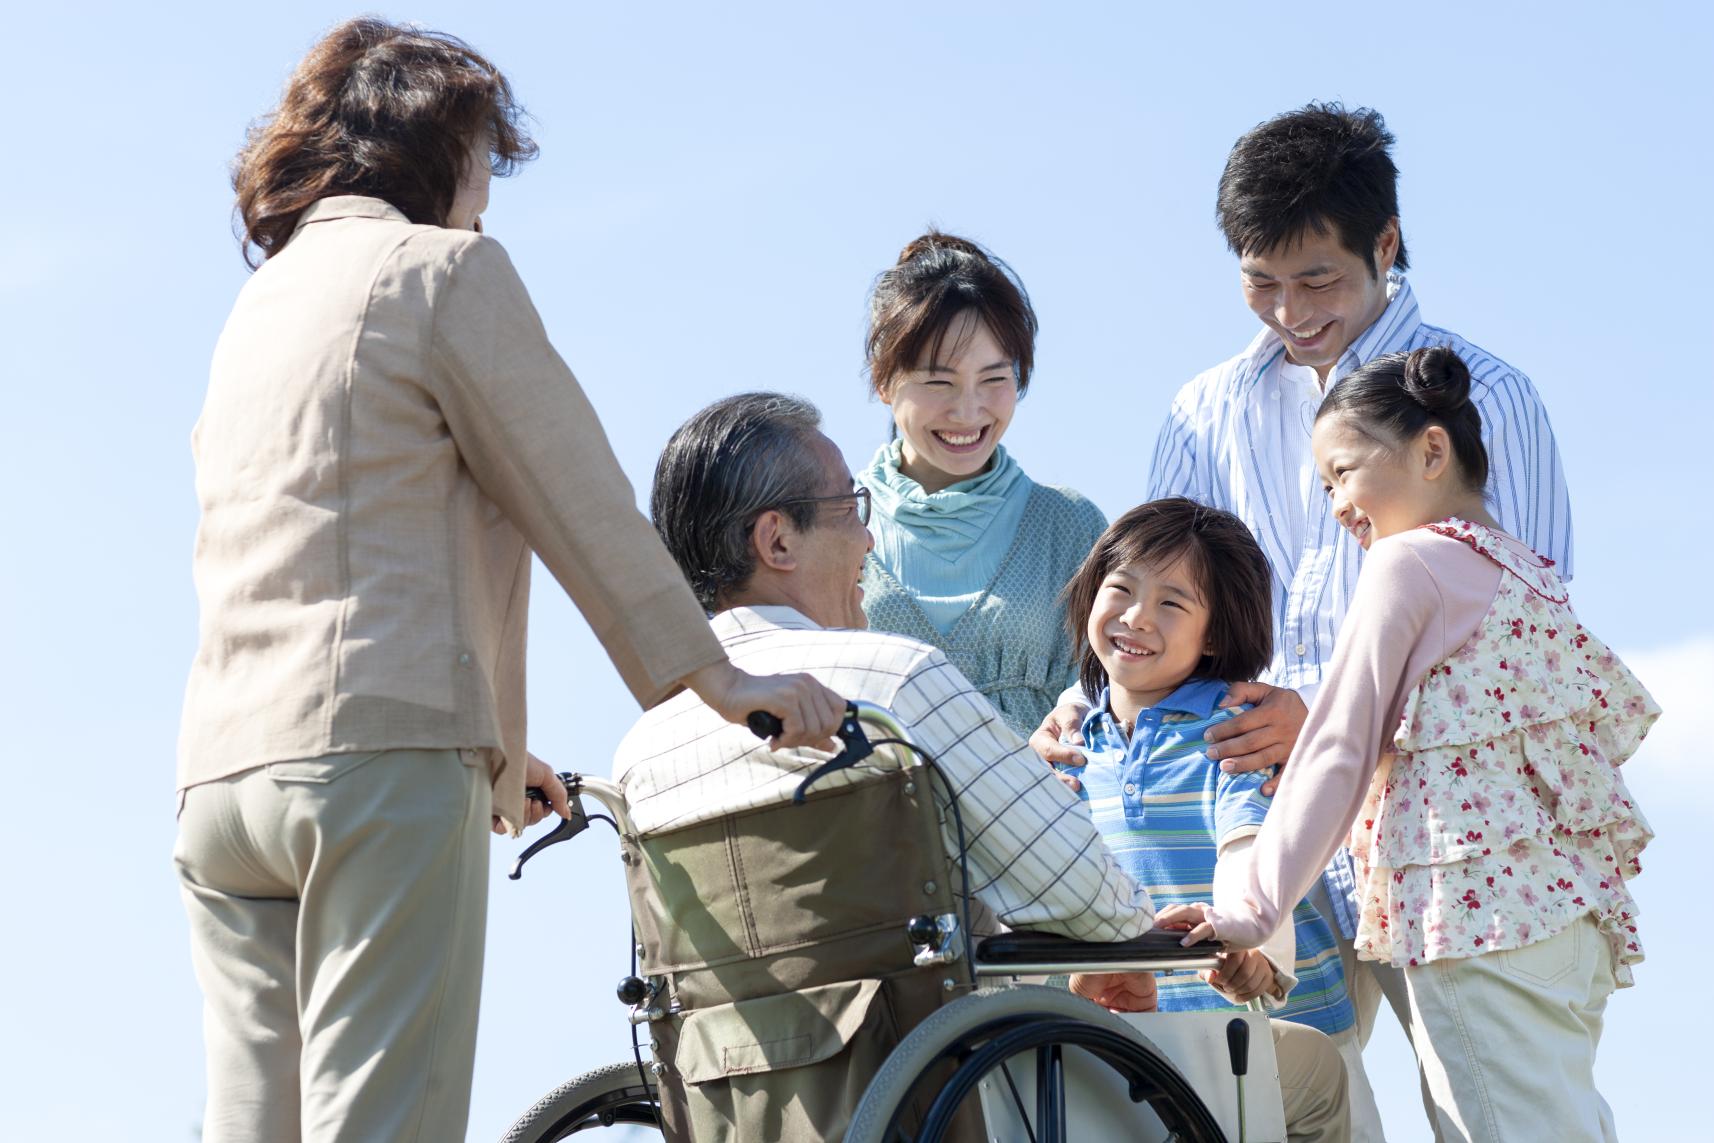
left=1061, top=679, right=1355, bottom=1035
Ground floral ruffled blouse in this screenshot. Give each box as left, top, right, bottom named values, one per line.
left=1350, top=519, right=1658, bottom=984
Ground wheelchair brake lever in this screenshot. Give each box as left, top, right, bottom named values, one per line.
left=508, top=776, right=589, bottom=880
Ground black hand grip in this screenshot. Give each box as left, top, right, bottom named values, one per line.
left=747, top=710, right=785, bottom=739
left=1225, top=1016, right=1250, bottom=1077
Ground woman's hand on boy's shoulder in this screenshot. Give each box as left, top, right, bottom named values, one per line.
left=1206, top=683, right=1307, bottom=795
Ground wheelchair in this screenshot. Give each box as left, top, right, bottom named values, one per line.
left=500, top=703, right=1294, bottom=1143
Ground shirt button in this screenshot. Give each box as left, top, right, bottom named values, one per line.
left=1294, top=642, right=1307, bottom=656
left=458, top=653, right=472, bottom=666
left=1123, top=782, right=1138, bottom=796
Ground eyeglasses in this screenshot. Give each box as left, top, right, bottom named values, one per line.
left=775, top=485, right=872, bottom=526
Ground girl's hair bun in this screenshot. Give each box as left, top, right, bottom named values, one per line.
left=1402, top=345, right=1472, bottom=412
left=896, top=230, right=985, bottom=265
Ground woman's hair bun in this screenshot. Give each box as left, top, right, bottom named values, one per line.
left=1402, top=345, right=1471, bottom=412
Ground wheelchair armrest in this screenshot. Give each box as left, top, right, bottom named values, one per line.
left=973, top=929, right=1224, bottom=975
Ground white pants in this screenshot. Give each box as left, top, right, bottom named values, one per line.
left=1403, top=917, right=1617, bottom=1142
left=176, top=749, right=492, bottom=1143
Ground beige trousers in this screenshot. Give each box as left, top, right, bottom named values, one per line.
left=1273, top=1019, right=1354, bottom=1142
left=175, top=748, right=491, bottom=1143
left=1311, top=878, right=1439, bottom=1141
left=1403, top=917, right=1617, bottom=1142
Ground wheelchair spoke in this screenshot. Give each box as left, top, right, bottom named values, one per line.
left=998, top=1062, right=1039, bottom=1143
left=1034, top=1043, right=1066, bottom=1143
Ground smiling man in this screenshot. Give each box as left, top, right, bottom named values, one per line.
left=1167, top=102, right=1574, bottom=1136
left=1036, top=103, right=1574, bottom=1140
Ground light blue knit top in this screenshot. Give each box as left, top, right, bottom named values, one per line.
left=860, top=441, right=1106, bottom=737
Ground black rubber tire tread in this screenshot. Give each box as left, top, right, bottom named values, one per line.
left=845, top=984, right=1223, bottom=1143
left=499, top=1060, right=661, bottom=1143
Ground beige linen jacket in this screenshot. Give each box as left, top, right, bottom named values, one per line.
left=179, top=196, right=724, bottom=831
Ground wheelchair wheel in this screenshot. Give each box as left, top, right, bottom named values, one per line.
left=500, top=1061, right=662, bottom=1142
left=846, top=984, right=1226, bottom=1143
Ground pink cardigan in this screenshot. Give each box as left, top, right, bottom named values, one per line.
left=1206, top=525, right=1505, bottom=947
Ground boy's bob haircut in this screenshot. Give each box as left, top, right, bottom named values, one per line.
left=1064, top=497, right=1274, bottom=702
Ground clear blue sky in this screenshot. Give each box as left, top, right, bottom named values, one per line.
left=3, top=2, right=1708, bottom=1138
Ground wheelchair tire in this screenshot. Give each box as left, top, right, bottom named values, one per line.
left=846, top=984, right=1226, bottom=1143
left=499, top=1061, right=662, bottom=1142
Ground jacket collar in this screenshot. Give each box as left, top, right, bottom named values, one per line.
left=289, top=195, right=411, bottom=240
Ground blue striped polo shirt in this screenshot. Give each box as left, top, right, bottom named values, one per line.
left=1062, top=678, right=1354, bottom=1035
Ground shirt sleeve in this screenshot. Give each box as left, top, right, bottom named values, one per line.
left=1214, top=835, right=1300, bottom=1006
left=1477, top=368, right=1575, bottom=581
left=1211, top=708, right=1273, bottom=843
left=424, top=235, right=726, bottom=707
left=892, top=650, right=1154, bottom=941
left=1206, top=538, right=1448, bottom=948
left=1147, top=381, right=1210, bottom=502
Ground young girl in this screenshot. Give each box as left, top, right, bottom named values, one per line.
left=1058, top=496, right=1384, bottom=1141
left=858, top=232, right=1106, bottom=736
left=1161, top=346, right=1657, bottom=1142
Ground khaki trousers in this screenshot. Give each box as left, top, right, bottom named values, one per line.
left=175, top=748, right=491, bottom=1143
left=1311, top=878, right=1439, bottom=1141
left=1273, top=1019, right=1354, bottom=1142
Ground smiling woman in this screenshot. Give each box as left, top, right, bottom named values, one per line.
left=857, top=232, right=1107, bottom=735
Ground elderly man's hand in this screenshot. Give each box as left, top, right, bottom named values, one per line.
left=1070, top=970, right=1158, bottom=1013
left=1206, top=682, right=1307, bottom=796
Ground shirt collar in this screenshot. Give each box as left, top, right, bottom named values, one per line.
left=1079, top=677, right=1230, bottom=738
left=710, top=604, right=823, bottom=643
left=289, top=195, right=411, bottom=240
left=1338, top=273, right=1423, bottom=375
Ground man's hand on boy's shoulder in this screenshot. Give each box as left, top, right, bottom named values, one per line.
left=1207, top=683, right=1307, bottom=796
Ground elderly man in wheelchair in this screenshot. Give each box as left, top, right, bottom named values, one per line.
left=512, top=392, right=1351, bottom=1142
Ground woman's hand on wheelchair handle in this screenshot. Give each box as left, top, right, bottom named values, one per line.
left=1070, top=970, right=1158, bottom=1013
left=497, top=752, right=570, bottom=835
left=683, top=661, right=846, bottom=751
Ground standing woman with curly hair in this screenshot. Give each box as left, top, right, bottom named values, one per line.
left=176, top=19, right=841, bottom=1141
left=859, top=233, right=1106, bottom=736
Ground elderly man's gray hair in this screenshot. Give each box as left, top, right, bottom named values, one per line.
left=650, top=392, right=828, bottom=611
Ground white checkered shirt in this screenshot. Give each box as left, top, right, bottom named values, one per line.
left=615, top=606, right=1154, bottom=942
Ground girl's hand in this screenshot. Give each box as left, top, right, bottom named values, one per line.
left=1202, top=948, right=1281, bottom=1004
left=681, top=661, right=845, bottom=750
left=1154, top=902, right=1219, bottom=946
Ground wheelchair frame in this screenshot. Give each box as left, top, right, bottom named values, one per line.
left=500, top=702, right=1291, bottom=1143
